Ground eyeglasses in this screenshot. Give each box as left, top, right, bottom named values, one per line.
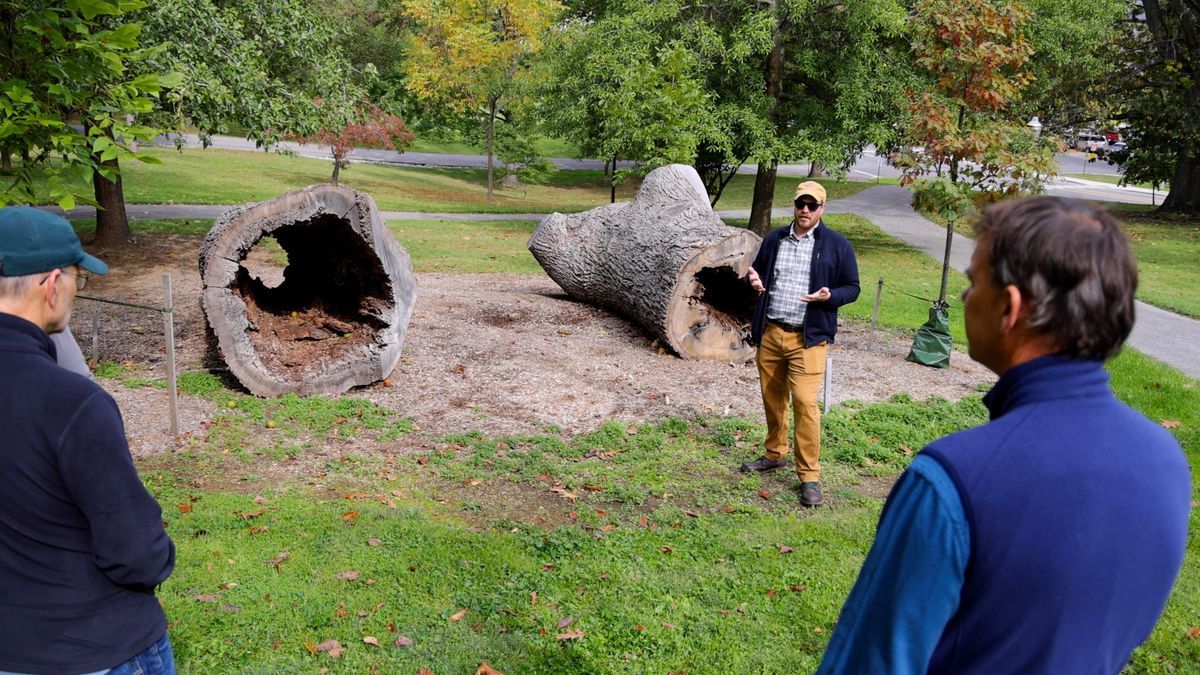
left=794, top=200, right=823, bottom=212
left=39, top=268, right=89, bottom=291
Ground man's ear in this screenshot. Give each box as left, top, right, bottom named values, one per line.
left=41, top=269, right=62, bottom=307
left=1000, top=284, right=1023, bottom=333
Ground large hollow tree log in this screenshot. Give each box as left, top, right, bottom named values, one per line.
left=199, top=184, right=416, bottom=396
left=529, top=164, right=761, bottom=361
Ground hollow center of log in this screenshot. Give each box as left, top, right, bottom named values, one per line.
left=234, top=213, right=394, bottom=379
left=693, top=265, right=756, bottom=328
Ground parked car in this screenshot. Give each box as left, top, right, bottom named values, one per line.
left=1074, top=133, right=1108, bottom=153
left=1096, top=140, right=1127, bottom=158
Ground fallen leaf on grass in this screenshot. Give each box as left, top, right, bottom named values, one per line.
left=556, top=629, right=585, bottom=641
left=766, top=589, right=777, bottom=597
left=252, top=495, right=268, bottom=504
left=813, top=627, right=824, bottom=634
left=779, top=546, right=794, bottom=554
left=193, top=594, right=218, bottom=602
left=476, top=662, right=504, bottom=675
left=659, top=546, right=673, bottom=554
left=418, top=669, right=434, bottom=675
left=549, top=487, right=578, bottom=503
left=367, top=538, right=382, bottom=547
left=362, top=636, right=381, bottom=647
left=335, top=570, right=360, bottom=581
left=268, top=551, right=290, bottom=571
left=416, top=456, right=430, bottom=466
left=394, top=635, right=413, bottom=647
left=758, top=490, right=772, bottom=500
left=791, top=584, right=808, bottom=593
left=177, top=503, right=193, bottom=514
left=249, top=525, right=269, bottom=535
left=638, top=516, right=649, bottom=527
left=450, top=609, right=468, bottom=622
left=633, top=624, right=644, bottom=631
left=238, top=509, right=264, bottom=520
left=556, top=616, right=576, bottom=629
left=315, top=639, right=343, bottom=658
left=1162, top=419, right=1181, bottom=429
left=342, top=511, right=359, bottom=522
left=1187, top=626, right=1200, bottom=640
left=530, top=591, right=538, bottom=606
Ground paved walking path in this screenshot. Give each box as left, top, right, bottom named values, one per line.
left=50, top=184, right=1200, bottom=379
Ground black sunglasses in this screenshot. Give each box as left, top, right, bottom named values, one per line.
left=794, top=199, right=823, bottom=211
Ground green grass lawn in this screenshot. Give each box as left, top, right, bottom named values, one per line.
left=81, top=208, right=1199, bottom=672
left=1115, top=210, right=1200, bottom=319
left=916, top=201, right=1200, bottom=320
left=25, top=147, right=871, bottom=215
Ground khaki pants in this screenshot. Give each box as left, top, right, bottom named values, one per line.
left=756, top=322, right=827, bottom=482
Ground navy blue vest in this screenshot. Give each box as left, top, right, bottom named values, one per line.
left=922, top=355, right=1190, bottom=674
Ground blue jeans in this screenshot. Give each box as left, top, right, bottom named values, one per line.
left=106, top=633, right=175, bottom=675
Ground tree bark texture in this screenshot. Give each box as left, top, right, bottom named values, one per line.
left=92, top=154, right=132, bottom=246
left=199, top=184, right=416, bottom=397
left=749, top=159, right=778, bottom=236
left=1162, top=154, right=1200, bottom=213
left=529, top=164, right=761, bottom=362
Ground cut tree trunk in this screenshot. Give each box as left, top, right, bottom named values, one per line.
left=529, top=164, right=761, bottom=362
left=199, top=184, right=416, bottom=397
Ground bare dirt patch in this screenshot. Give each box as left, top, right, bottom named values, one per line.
left=73, top=235, right=994, bottom=461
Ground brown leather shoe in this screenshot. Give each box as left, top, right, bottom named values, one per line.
left=739, top=456, right=789, bottom=473
left=799, top=482, right=824, bottom=506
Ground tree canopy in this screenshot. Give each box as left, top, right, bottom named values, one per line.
left=404, top=0, right=563, bottom=200
left=0, top=0, right=179, bottom=216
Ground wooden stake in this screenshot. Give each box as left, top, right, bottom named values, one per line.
left=163, top=273, right=179, bottom=437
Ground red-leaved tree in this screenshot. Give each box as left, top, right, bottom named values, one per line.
left=303, top=103, right=414, bottom=185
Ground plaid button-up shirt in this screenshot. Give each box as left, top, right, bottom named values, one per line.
left=766, top=222, right=817, bottom=326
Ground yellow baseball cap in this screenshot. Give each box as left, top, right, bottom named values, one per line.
left=793, top=181, right=826, bottom=204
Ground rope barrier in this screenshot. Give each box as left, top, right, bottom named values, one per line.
left=76, top=293, right=168, bottom=314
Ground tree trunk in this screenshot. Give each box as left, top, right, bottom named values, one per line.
left=610, top=154, right=618, bottom=203
left=749, top=160, right=779, bottom=236
left=1160, top=153, right=1200, bottom=213
left=529, top=164, right=761, bottom=362
left=486, top=97, right=496, bottom=202
left=808, top=161, right=826, bottom=178
left=1, top=148, right=10, bottom=170
left=749, top=15, right=785, bottom=236
left=199, top=184, right=416, bottom=396
left=92, top=153, right=132, bottom=246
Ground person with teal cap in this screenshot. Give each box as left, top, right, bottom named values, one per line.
left=0, top=206, right=176, bottom=675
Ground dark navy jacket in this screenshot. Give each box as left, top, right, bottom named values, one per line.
left=0, top=313, right=174, bottom=675
left=749, top=220, right=860, bottom=346
left=922, top=355, right=1190, bottom=674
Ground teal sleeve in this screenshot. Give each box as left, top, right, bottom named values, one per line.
left=815, top=454, right=969, bottom=674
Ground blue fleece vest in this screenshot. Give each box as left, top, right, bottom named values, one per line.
left=922, top=355, right=1190, bottom=674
